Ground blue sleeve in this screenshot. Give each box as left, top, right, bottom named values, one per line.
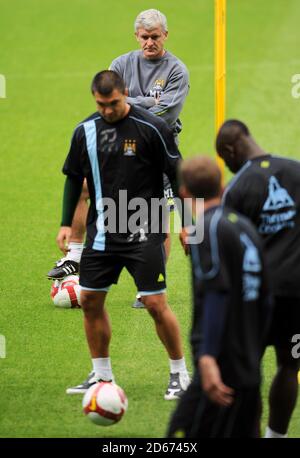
left=198, top=291, right=228, bottom=358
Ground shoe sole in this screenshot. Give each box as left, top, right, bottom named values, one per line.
left=66, top=378, right=115, bottom=395
left=164, top=387, right=188, bottom=401
left=48, top=275, right=65, bottom=280
left=47, top=270, right=79, bottom=281
left=164, top=393, right=182, bottom=400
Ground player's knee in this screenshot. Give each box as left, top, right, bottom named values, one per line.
left=143, top=295, right=167, bottom=321
left=80, top=291, right=103, bottom=314
left=80, top=292, right=95, bottom=311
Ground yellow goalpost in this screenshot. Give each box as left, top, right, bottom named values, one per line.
left=215, top=1, right=300, bottom=386
left=215, top=0, right=226, bottom=182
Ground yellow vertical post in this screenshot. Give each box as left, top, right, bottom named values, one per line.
left=215, top=0, right=226, bottom=181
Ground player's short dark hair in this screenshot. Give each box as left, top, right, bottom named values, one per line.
left=91, top=70, right=126, bottom=95
left=180, top=156, right=222, bottom=199
left=220, top=119, right=250, bottom=136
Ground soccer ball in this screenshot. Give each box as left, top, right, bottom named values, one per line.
left=82, top=381, right=128, bottom=426
left=51, top=275, right=81, bottom=308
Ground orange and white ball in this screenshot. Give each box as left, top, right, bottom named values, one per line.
left=82, top=381, right=128, bottom=426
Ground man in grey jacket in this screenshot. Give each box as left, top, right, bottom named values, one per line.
left=48, top=9, right=189, bottom=308
left=110, top=9, right=189, bottom=136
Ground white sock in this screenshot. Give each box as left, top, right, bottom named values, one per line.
left=66, top=242, right=84, bottom=263
left=264, top=426, right=288, bottom=438
left=92, top=357, right=113, bottom=381
left=169, top=357, right=187, bottom=374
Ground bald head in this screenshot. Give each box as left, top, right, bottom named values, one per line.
left=179, top=156, right=222, bottom=199
left=216, top=119, right=259, bottom=173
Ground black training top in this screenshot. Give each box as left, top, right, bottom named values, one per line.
left=63, top=105, right=181, bottom=251
left=222, top=154, right=300, bottom=297
left=190, top=206, right=270, bottom=388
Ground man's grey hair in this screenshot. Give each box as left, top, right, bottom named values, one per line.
left=134, top=9, right=168, bottom=33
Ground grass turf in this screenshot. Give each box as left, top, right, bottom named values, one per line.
left=0, top=0, right=300, bottom=437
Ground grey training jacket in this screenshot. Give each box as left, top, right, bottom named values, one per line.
left=110, top=50, right=189, bottom=134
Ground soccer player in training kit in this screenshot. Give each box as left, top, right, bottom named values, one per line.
left=216, top=119, right=300, bottom=438
left=48, top=9, right=189, bottom=309
left=167, top=156, right=270, bottom=437
left=56, top=70, right=190, bottom=399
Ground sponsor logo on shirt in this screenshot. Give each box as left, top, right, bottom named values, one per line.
left=100, top=128, right=118, bottom=153
left=123, top=139, right=136, bottom=156
left=259, top=176, right=296, bottom=234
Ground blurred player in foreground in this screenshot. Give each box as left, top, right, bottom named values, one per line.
left=217, top=119, right=300, bottom=438
left=168, top=156, right=271, bottom=437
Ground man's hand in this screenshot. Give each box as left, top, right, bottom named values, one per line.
left=56, top=226, right=72, bottom=255
left=199, top=355, right=234, bottom=407
left=179, top=227, right=190, bottom=255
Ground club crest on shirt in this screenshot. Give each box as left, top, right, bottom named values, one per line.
left=149, top=79, right=165, bottom=98
left=123, top=139, right=136, bottom=156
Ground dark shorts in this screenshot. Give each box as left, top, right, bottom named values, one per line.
left=79, top=238, right=166, bottom=294
left=267, top=296, right=300, bottom=348
left=167, top=372, right=260, bottom=438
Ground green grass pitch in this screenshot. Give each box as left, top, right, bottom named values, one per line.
left=0, top=0, right=300, bottom=438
